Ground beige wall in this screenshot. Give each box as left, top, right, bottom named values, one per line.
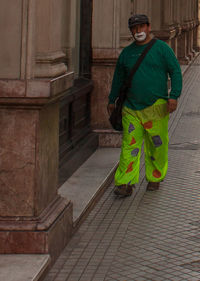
left=163, top=0, right=173, bottom=26
left=35, top=0, right=67, bottom=78
left=133, top=0, right=151, bottom=16
left=92, top=0, right=120, bottom=49
left=120, top=0, right=132, bottom=47
left=36, top=0, right=62, bottom=53
left=61, top=0, right=80, bottom=76
left=0, top=0, right=22, bottom=79
left=0, top=0, right=71, bottom=80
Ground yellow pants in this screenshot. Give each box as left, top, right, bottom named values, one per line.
left=115, top=99, right=169, bottom=185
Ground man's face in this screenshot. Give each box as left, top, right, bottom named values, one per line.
left=130, top=23, right=151, bottom=43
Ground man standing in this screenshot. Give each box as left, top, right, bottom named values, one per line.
left=107, top=14, right=182, bottom=196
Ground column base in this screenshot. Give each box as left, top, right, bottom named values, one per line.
left=187, top=52, right=194, bottom=60
left=191, top=49, right=197, bottom=57
left=178, top=56, right=190, bottom=65
left=0, top=196, right=73, bottom=263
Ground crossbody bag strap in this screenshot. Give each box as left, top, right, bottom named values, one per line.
left=119, top=38, right=157, bottom=101
left=126, top=38, right=157, bottom=88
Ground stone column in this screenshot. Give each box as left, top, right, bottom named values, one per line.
left=0, top=0, right=73, bottom=262
left=151, top=0, right=176, bottom=46
left=193, top=0, right=200, bottom=51
left=186, top=0, right=194, bottom=60
left=120, top=0, right=132, bottom=48
left=91, top=0, right=121, bottom=131
left=171, top=0, right=182, bottom=56
left=35, top=0, right=67, bottom=78
left=151, top=0, right=162, bottom=31
left=177, top=0, right=190, bottom=64
left=133, top=0, right=152, bottom=16
left=174, top=0, right=183, bottom=57
left=61, top=0, right=81, bottom=77
left=191, top=0, right=199, bottom=54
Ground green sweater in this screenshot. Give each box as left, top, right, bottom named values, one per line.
left=109, top=39, right=182, bottom=110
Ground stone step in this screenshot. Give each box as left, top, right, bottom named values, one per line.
left=0, top=255, right=50, bottom=281
left=58, top=147, right=121, bottom=227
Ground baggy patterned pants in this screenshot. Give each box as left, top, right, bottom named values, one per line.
left=115, top=99, right=169, bottom=186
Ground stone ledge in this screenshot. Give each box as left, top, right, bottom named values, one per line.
left=93, top=129, right=122, bottom=148
left=58, top=147, right=121, bottom=228
left=0, top=72, right=74, bottom=100
left=0, top=254, right=50, bottom=281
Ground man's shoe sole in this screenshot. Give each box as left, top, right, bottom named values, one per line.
left=114, top=189, right=132, bottom=197
left=146, top=182, right=160, bottom=191
left=114, top=185, right=134, bottom=197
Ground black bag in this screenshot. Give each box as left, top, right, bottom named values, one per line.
left=109, top=85, right=128, bottom=131
left=109, top=38, right=157, bottom=131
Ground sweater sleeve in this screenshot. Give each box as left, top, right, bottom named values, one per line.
left=108, top=51, right=126, bottom=104
left=163, top=43, right=183, bottom=100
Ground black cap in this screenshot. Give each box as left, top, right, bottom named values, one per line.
left=128, top=14, right=149, bottom=29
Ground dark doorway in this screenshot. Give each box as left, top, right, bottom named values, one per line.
left=59, top=0, right=98, bottom=186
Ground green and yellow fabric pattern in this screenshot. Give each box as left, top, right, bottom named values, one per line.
left=115, top=99, right=169, bottom=186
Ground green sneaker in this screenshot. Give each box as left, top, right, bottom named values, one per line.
left=114, top=184, right=134, bottom=197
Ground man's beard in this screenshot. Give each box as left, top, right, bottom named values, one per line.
left=134, top=32, right=147, bottom=42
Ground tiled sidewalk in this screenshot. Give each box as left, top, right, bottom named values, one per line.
left=44, top=56, right=200, bottom=281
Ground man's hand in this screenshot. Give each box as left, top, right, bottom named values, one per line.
left=167, top=99, right=178, bottom=113
left=107, top=103, right=115, bottom=116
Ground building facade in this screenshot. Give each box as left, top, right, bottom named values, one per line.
left=91, top=0, right=200, bottom=132
left=0, top=0, right=199, bottom=263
